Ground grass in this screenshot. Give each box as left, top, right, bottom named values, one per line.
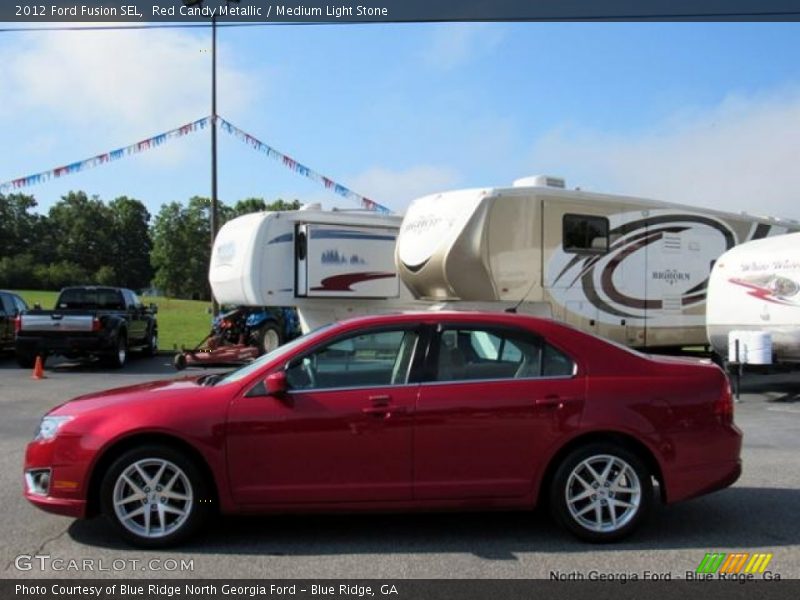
left=12, top=290, right=214, bottom=353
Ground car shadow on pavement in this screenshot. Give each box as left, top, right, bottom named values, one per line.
left=67, top=486, right=800, bottom=557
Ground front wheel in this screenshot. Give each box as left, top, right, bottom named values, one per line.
left=100, top=445, right=212, bottom=548
left=143, top=328, right=158, bottom=357
left=549, top=443, right=652, bottom=542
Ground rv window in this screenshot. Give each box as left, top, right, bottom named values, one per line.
left=563, top=214, right=609, bottom=254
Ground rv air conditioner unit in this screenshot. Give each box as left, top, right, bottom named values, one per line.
left=512, top=175, right=566, bottom=189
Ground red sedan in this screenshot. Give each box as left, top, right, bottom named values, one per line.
left=24, top=312, right=741, bottom=547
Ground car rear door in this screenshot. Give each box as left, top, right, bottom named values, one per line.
left=414, top=323, right=585, bottom=500
left=227, top=326, right=421, bottom=505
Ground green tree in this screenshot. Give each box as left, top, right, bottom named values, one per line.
left=109, top=196, right=153, bottom=289
left=47, top=191, right=114, bottom=276
left=229, top=198, right=301, bottom=220
left=151, top=197, right=213, bottom=299
left=0, top=193, right=43, bottom=261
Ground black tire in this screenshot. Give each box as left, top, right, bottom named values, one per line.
left=142, top=327, right=158, bottom=357
left=16, top=352, right=37, bottom=369
left=549, top=443, right=652, bottom=543
left=173, top=353, right=187, bottom=370
left=253, top=323, right=282, bottom=355
left=105, top=332, right=128, bottom=369
left=100, top=444, right=213, bottom=548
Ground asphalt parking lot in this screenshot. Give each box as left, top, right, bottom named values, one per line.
left=1, top=355, right=799, bottom=580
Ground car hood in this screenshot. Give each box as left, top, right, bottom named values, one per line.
left=50, top=377, right=207, bottom=416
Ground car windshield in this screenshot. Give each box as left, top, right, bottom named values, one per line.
left=215, top=324, right=333, bottom=385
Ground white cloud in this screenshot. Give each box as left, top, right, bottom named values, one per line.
left=422, top=23, right=505, bottom=70
left=529, top=88, right=800, bottom=220
left=0, top=25, right=258, bottom=137
left=347, top=165, right=461, bottom=212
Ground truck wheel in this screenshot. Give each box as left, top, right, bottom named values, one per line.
left=17, top=353, right=37, bottom=369
left=100, top=444, right=213, bottom=548
left=253, top=324, right=282, bottom=355
left=549, top=443, right=652, bottom=543
left=143, top=328, right=158, bottom=357
left=106, top=333, right=128, bottom=369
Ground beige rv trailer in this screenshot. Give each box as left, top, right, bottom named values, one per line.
left=396, top=176, right=799, bottom=350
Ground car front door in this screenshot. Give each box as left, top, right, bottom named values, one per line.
left=414, top=324, right=585, bottom=500
left=227, top=326, right=421, bottom=506
left=122, top=290, right=147, bottom=343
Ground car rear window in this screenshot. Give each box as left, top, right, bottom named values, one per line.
left=57, top=289, right=124, bottom=310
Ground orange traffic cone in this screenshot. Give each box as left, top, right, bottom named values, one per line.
left=31, top=355, right=46, bottom=380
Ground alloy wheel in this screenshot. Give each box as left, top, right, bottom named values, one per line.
left=112, top=458, right=193, bottom=539
left=565, top=454, right=641, bottom=533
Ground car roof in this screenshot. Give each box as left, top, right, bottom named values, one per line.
left=328, top=310, right=570, bottom=333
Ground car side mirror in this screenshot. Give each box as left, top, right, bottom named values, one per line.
left=265, top=371, right=288, bottom=396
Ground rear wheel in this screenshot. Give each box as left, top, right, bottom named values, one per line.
left=16, top=352, right=37, bottom=369
left=105, top=333, right=127, bottom=369
left=550, top=443, right=652, bottom=542
left=100, top=445, right=212, bottom=548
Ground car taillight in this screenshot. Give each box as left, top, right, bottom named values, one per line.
left=713, top=378, right=734, bottom=425
left=14, top=316, right=22, bottom=334
left=92, top=317, right=102, bottom=332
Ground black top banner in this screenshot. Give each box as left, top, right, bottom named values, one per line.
left=3, top=0, right=800, bottom=23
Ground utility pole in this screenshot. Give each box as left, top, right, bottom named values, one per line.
left=184, top=0, right=232, bottom=316
left=210, top=13, right=219, bottom=316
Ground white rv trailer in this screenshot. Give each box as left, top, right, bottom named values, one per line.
left=706, top=232, right=800, bottom=364
left=209, top=207, right=425, bottom=332
left=396, top=176, right=799, bottom=350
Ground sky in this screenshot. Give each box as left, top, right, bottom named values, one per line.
left=1, top=22, right=799, bottom=219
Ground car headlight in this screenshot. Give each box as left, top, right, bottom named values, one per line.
left=34, top=416, right=73, bottom=441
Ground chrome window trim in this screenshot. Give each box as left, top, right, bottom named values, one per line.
left=286, top=382, right=420, bottom=395
left=285, top=372, right=577, bottom=394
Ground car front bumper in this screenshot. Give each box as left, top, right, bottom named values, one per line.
left=24, top=437, right=90, bottom=519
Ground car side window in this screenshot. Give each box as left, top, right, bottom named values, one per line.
left=285, top=329, right=419, bottom=391
left=542, top=343, right=576, bottom=377
left=435, top=327, right=575, bottom=382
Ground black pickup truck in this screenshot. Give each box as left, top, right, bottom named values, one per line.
left=15, top=287, right=158, bottom=369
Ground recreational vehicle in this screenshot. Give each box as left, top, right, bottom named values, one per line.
left=209, top=207, right=425, bottom=332
left=706, top=232, right=800, bottom=365
left=396, top=176, right=798, bottom=350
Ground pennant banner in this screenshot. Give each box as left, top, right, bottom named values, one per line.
left=217, top=116, right=392, bottom=214
left=0, top=117, right=210, bottom=194
left=0, top=115, right=390, bottom=214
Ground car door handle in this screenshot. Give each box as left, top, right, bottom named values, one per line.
left=362, top=405, right=408, bottom=417
left=368, top=394, right=391, bottom=405
left=535, top=395, right=581, bottom=408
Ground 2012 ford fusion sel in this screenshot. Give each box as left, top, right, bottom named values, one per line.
left=24, top=312, right=742, bottom=546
